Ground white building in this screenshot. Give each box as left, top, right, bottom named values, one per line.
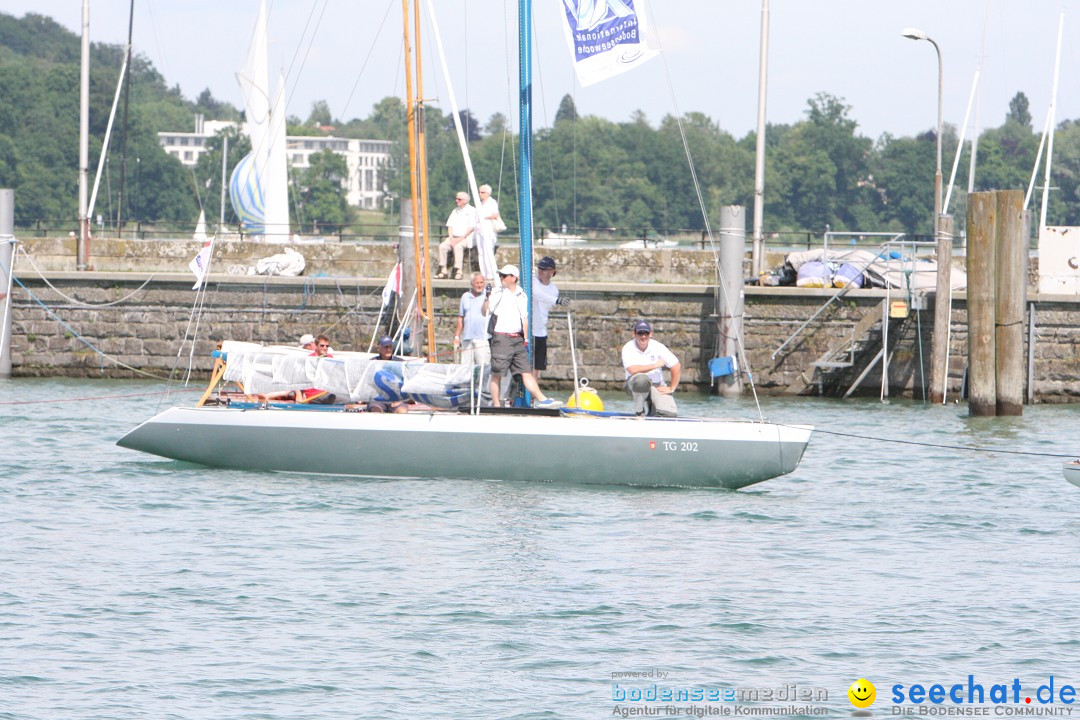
left=158, top=116, right=394, bottom=209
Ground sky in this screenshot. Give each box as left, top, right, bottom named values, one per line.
left=6, top=1, right=1080, bottom=141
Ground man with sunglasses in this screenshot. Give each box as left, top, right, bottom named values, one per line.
left=621, top=320, right=680, bottom=417
left=483, top=264, right=562, bottom=409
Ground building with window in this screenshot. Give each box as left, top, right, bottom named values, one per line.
left=158, top=116, right=394, bottom=209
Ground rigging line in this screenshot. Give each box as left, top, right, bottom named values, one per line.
left=143, top=0, right=171, bottom=90
left=9, top=275, right=170, bottom=380
left=338, top=0, right=397, bottom=121
left=15, top=247, right=157, bottom=308
left=282, top=0, right=328, bottom=112
left=647, top=3, right=763, bottom=422
left=775, top=423, right=1078, bottom=459
left=0, top=388, right=200, bottom=406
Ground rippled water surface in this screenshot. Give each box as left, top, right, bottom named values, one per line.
left=3, top=378, right=1079, bottom=719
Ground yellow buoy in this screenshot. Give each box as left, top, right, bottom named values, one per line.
left=566, top=386, right=604, bottom=411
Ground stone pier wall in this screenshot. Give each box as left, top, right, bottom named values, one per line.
left=7, top=272, right=1080, bottom=403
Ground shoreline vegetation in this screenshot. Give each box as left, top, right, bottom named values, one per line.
left=1, top=12, right=1076, bottom=244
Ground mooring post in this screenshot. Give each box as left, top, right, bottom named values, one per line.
left=995, top=189, right=1025, bottom=415
left=967, top=192, right=997, bottom=416
left=0, top=189, right=14, bottom=379
left=718, top=205, right=745, bottom=397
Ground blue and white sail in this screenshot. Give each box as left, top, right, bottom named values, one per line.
left=231, top=0, right=290, bottom=241
left=560, top=0, right=658, bottom=87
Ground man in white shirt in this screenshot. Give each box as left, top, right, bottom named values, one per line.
left=531, top=256, right=567, bottom=381
left=621, top=320, right=681, bottom=417
left=475, top=184, right=501, bottom=282
left=437, top=192, right=479, bottom=280
left=482, top=263, right=562, bottom=408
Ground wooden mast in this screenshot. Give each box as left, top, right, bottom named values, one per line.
left=401, top=0, right=426, bottom=356
left=414, top=0, right=436, bottom=361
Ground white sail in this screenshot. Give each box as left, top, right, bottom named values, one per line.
left=234, top=0, right=290, bottom=242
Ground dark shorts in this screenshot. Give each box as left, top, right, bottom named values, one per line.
left=532, top=335, right=548, bottom=370
left=490, top=333, right=533, bottom=375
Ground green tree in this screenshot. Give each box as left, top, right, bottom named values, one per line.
left=291, top=149, right=348, bottom=230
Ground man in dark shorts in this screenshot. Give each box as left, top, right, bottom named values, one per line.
left=482, top=264, right=562, bottom=408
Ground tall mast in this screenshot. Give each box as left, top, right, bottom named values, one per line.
left=116, top=0, right=135, bottom=233
left=401, top=0, right=425, bottom=356
left=414, top=0, right=436, bottom=361
left=77, top=0, right=90, bottom=270
left=518, top=0, right=534, bottom=314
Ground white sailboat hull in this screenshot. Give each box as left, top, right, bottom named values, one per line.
left=117, top=407, right=812, bottom=489
left=1064, top=460, right=1080, bottom=487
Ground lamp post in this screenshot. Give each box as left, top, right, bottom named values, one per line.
left=902, top=26, right=949, bottom=405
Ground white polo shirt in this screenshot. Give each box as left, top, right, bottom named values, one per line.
left=622, top=338, right=679, bottom=383
left=488, top=285, right=529, bottom=334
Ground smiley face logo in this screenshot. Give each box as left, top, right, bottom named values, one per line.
left=848, top=679, right=876, bottom=709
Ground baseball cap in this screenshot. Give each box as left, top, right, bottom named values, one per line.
left=378, top=335, right=394, bottom=347
left=498, top=264, right=519, bottom=277
left=299, top=333, right=315, bottom=345
left=537, top=256, right=556, bottom=271
left=633, top=320, right=652, bottom=334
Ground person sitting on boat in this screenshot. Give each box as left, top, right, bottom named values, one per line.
left=367, top=335, right=409, bottom=414
left=483, top=264, right=562, bottom=409
left=298, top=333, right=316, bottom=351
left=258, top=335, right=336, bottom=404
left=436, top=191, right=479, bottom=281
left=300, top=335, right=336, bottom=404
left=621, top=320, right=680, bottom=417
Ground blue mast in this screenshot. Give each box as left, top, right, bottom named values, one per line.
left=518, top=0, right=535, bottom=398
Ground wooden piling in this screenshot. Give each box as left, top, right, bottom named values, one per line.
left=967, top=192, right=997, bottom=416
left=995, top=190, right=1025, bottom=415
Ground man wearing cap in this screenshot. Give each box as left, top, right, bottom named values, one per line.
left=531, top=256, right=569, bottom=380
left=483, top=264, right=562, bottom=408
left=368, top=336, right=409, bottom=413
left=621, top=320, right=681, bottom=417
left=298, top=333, right=316, bottom=352
left=437, top=191, right=479, bottom=281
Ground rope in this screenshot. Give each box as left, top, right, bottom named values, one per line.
left=0, top=388, right=201, bottom=406
left=16, top=246, right=157, bottom=307
left=779, top=423, right=1077, bottom=459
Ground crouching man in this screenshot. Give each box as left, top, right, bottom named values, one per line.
left=621, top=320, right=680, bottom=417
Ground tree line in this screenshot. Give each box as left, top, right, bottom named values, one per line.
left=1, top=10, right=1077, bottom=239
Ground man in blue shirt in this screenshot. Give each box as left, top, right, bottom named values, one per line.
left=454, top=272, right=491, bottom=367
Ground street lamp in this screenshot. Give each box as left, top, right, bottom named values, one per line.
left=901, top=27, right=942, bottom=235
left=902, top=26, right=950, bottom=405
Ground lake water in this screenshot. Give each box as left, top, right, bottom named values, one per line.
left=3, top=378, right=1079, bottom=720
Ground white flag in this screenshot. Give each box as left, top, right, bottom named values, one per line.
left=381, top=262, right=402, bottom=306
left=189, top=241, right=212, bottom=290
left=560, top=0, right=658, bottom=87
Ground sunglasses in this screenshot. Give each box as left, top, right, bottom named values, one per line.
left=317, top=343, right=330, bottom=348
left=636, top=330, right=651, bottom=336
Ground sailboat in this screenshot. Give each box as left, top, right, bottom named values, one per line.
left=116, top=1, right=813, bottom=489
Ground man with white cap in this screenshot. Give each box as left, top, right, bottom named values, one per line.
left=482, top=263, right=562, bottom=408
left=621, top=320, right=680, bottom=417
left=298, top=333, right=316, bottom=351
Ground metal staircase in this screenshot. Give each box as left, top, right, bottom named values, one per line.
left=799, top=298, right=895, bottom=397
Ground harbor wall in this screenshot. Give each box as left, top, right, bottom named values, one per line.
left=7, top=271, right=1080, bottom=403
